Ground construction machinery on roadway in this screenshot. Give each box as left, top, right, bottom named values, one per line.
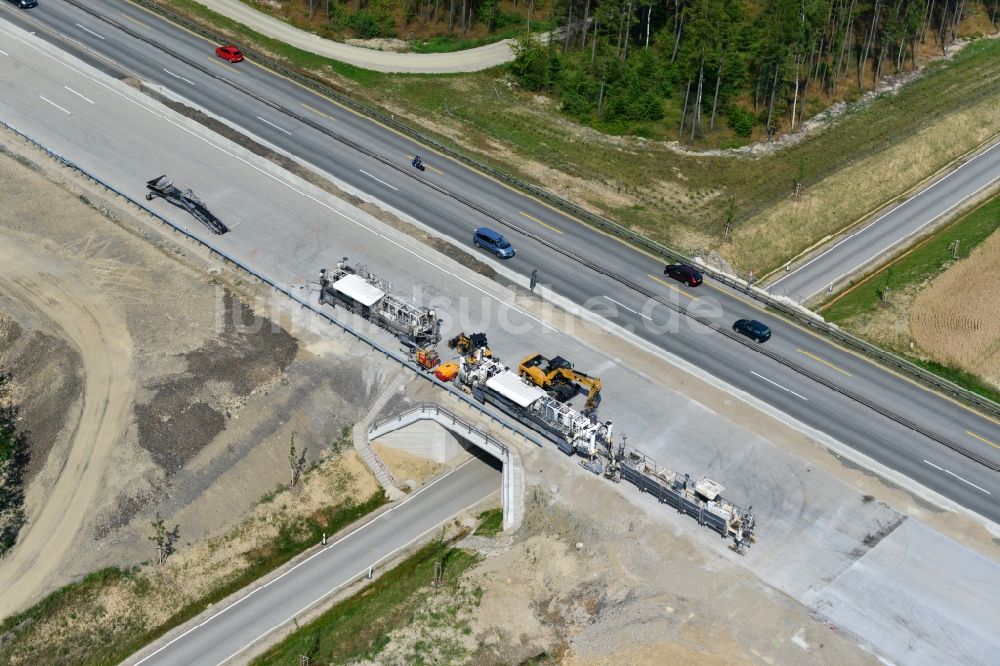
left=315, top=255, right=755, bottom=551
left=518, top=353, right=602, bottom=413
left=448, top=331, right=490, bottom=356
left=452, top=347, right=755, bottom=550
left=319, top=259, right=440, bottom=349
left=145, top=175, right=228, bottom=235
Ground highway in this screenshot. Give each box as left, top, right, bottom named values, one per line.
left=1, top=0, right=998, bottom=529
left=125, top=457, right=501, bottom=666
left=769, top=138, right=1000, bottom=301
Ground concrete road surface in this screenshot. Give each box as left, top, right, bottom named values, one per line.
left=2, top=3, right=998, bottom=525
left=4, top=22, right=1000, bottom=666
left=126, top=456, right=501, bottom=666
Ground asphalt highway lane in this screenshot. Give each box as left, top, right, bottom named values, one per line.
left=1, top=2, right=998, bottom=522
left=126, top=457, right=501, bottom=666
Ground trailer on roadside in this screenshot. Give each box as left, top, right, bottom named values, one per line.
left=145, top=175, right=228, bottom=235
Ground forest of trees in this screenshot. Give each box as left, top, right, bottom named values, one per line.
left=508, top=0, right=1000, bottom=140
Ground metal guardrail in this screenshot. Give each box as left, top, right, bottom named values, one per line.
left=370, top=402, right=510, bottom=457
left=111, top=0, right=1000, bottom=425
left=0, top=118, right=547, bottom=454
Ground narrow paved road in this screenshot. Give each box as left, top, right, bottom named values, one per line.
left=768, top=138, right=1000, bottom=302
left=126, top=456, right=501, bottom=666
left=2, top=5, right=998, bottom=525
left=196, top=0, right=523, bottom=73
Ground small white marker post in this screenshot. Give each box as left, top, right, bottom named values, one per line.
left=322, top=532, right=327, bottom=546
left=367, top=566, right=374, bottom=580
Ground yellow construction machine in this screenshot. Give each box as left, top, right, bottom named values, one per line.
left=447, top=331, right=490, bottom=356
left=518, top=353, right=602, bottom=413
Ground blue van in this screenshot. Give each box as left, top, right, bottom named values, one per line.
left=473, top=227, right=515, bottom=258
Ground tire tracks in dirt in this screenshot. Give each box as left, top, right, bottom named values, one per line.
left=0, top=234, right=134, bottom=616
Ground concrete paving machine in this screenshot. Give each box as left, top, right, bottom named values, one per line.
left=319, top=259, right=441, bottom=349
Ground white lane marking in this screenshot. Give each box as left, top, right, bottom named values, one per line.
left=773, top=139, right=1000, bottom=292
left=805, top=170, right=1000, bottom=297
left=0, top=49, right=9, bottom=57
left=256, top=115, right=292, bottom=135
left=359, top=169, right=399, bottom=191
left=75, top=23, right=105, bottom=40
left=64, top=86, right=94, bottom=104
left=211, top=461, right=490, bottom=666
left=133, top=459, right=481, bottom=666
left=750, top=371, right=808, bottom=401
left=162, top=68, right=196, bottom=86
left=0, top=27, right=554, bottom=333
left=38, top=95, right=71, bottom=115
left=923, top=460, right=991, bottom=494
left=604, top=295, right=652, bottom=321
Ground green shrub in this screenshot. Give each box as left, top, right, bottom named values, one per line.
left=727, top=105, right=755, bottom=137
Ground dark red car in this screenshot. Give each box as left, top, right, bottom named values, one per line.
left=215, top=45, right=244, bottom=63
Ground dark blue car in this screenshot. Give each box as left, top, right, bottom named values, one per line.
left=733, top=319, right=771, bottom=343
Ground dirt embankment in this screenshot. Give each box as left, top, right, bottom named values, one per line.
left=0, top=129, right=393, bottom=617
left=0, top=316, right=82, bottom=481
left=363, top=448, right=877, bottom=665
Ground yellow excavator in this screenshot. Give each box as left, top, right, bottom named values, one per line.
left=518, top=353, right=602, bottom=413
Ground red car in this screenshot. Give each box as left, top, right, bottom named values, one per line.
left=215, top=45, right=244, bottom=63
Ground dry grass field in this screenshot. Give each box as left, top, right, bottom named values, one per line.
left=910, top=228, right=1000, bottom=391
left=733, top=93, right=1000, bottom=273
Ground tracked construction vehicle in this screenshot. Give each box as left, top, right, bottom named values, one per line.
left=319, top=259, right=440, bottom=348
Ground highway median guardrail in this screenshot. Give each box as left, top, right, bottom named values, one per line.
left=116, top=0, right=1000, bottom=425
left=0, top=117, right=546, bottom=456
left=46, top=2, right=1000, bottom=466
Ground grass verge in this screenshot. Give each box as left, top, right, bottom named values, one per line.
left=473, top=508, right=503, bottom=536
left=0, top=488, right=387, bottom=666
left=250, top=536, right=478, bottom=665
left=822, top=195, right=1000, bottom=320
left=147, top=0, right=1000, bottom=274
left=821, top=194, right=1000, bottom=403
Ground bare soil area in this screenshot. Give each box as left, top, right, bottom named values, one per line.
left=361, top=450, right=877, bottom=665
left=0, top=450, right=380, bottom=666
left=0, top=128, right=394, bottom=617
left=910, top=228, right=1000, bottom=390
left=372, top=442, right=447, bottom=489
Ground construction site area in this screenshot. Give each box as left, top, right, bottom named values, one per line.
left=1, top=26, right=999, bottom=663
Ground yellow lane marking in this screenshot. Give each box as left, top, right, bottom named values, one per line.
left=967, top=430, right=1000, bottom=451
left=798, top=348, right=852, bottom=377
left=302, top=102, right=337, bottom=122
left=209, top=56, right=239, bottom=73
left=408, top=155, right=444, bottom=175
left=122, top=13, right=151, bottom=30
left=701, top=276, right=1000, bottom=430
left=648, top=274, right=698, bottom=300
left=703, top=280, right=758, bottom=308
left=519, top=210, right=562, bottom=234
left=127, top=0, right=1000, bottom=431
